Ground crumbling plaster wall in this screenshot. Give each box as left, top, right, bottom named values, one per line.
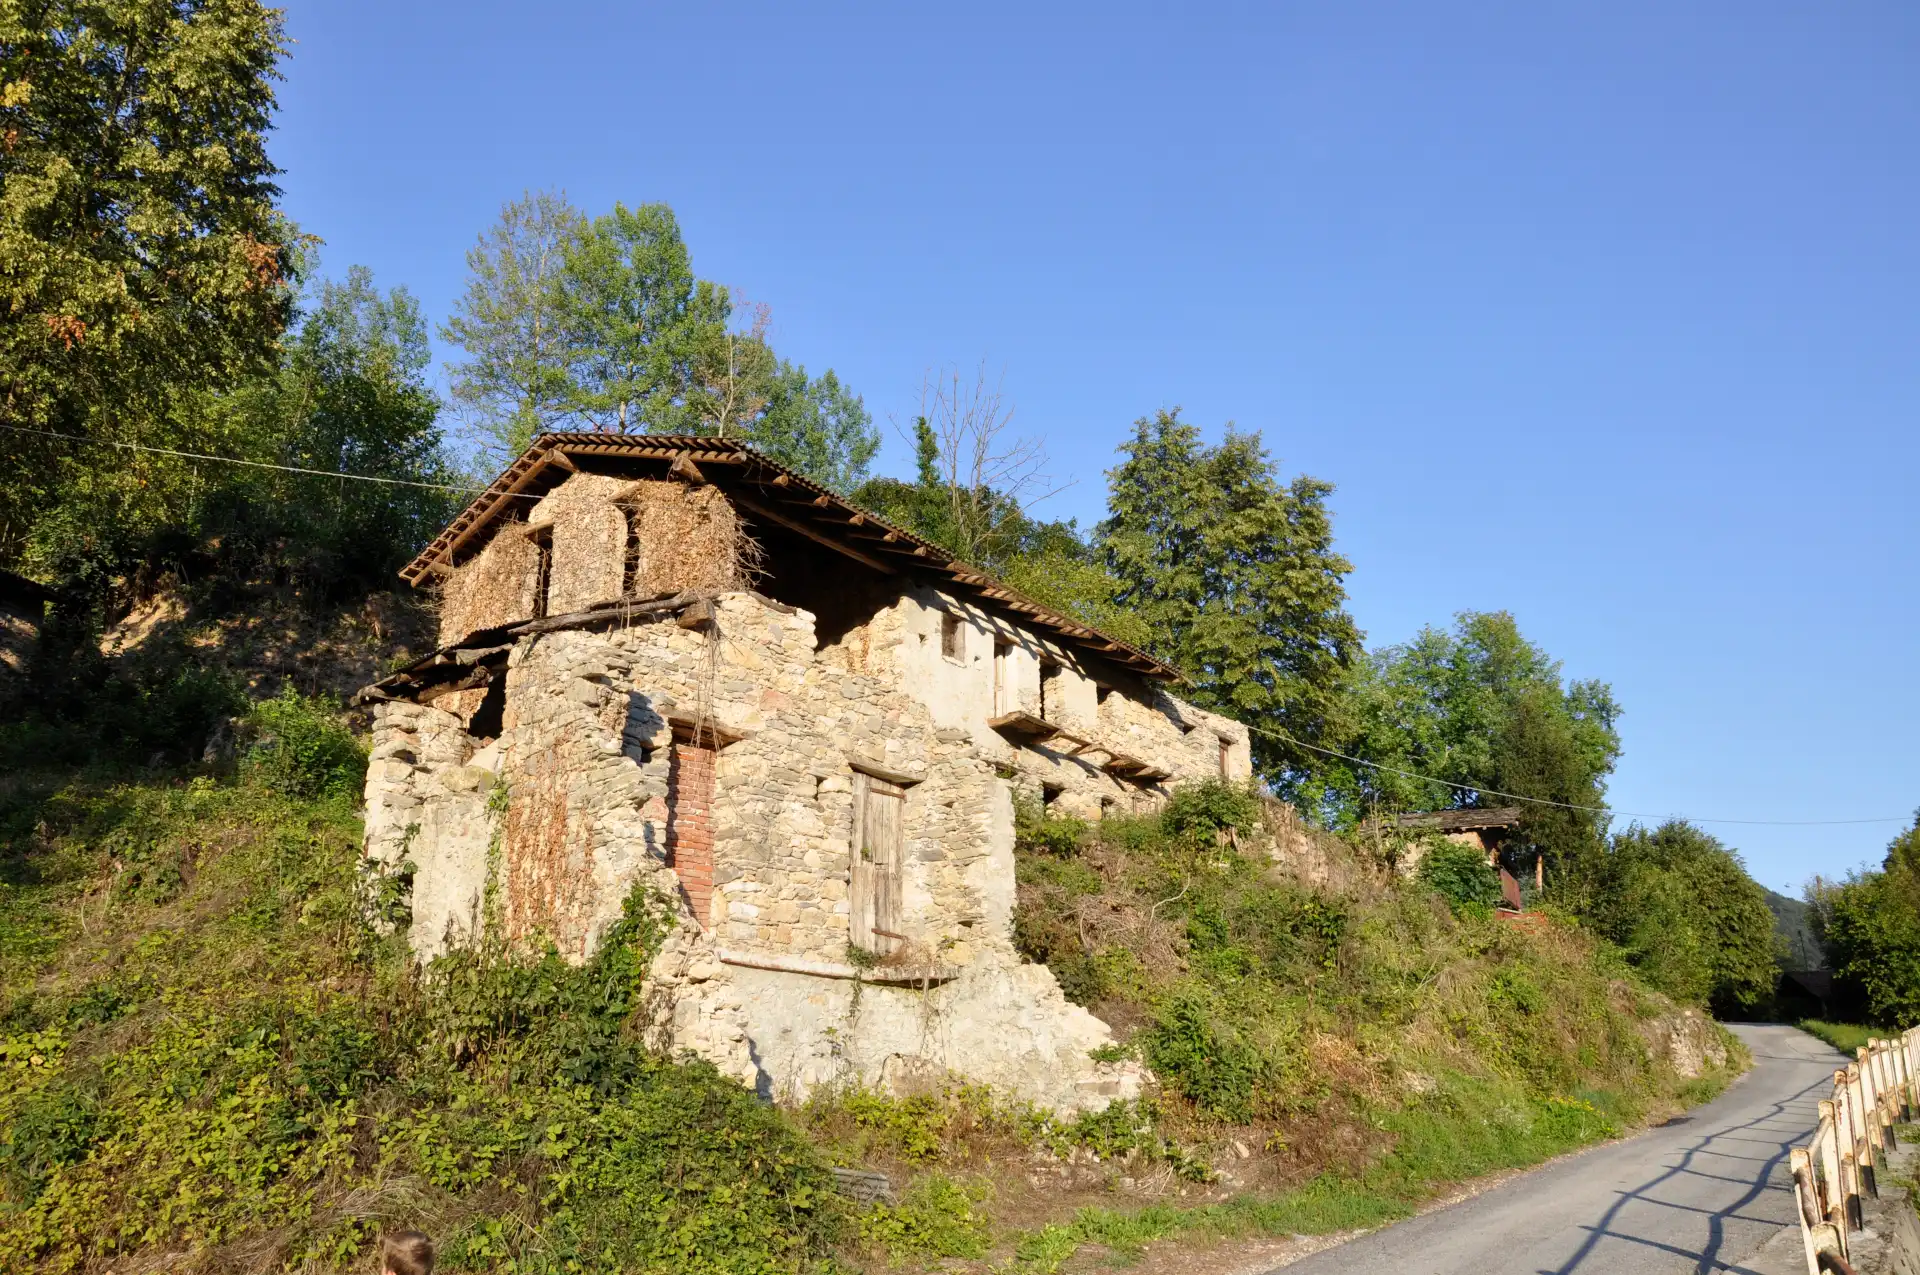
left=815, top=580, right=1252, bottom=819
left=363, top=699, right=501, bottom=957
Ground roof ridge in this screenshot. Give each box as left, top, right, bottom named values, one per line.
left=398, top=433, right=1181, bottom=682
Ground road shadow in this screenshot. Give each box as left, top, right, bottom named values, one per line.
left=1539, top=1072, right=1831, bottom=1275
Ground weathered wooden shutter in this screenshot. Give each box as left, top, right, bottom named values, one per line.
left=851, top=773, right=905, bottom=954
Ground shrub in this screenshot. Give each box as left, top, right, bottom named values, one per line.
left=1159, top=780, right=1262, bottom=840
left=0, top=777, right=840, bottom=1274
left=1417, top=841, right=1503, bottom=912
left=1013, top=792, right=1086, bottom=857
left=1141, top=992, right=1265, bottom=1122
left=858, top=1174, right=992, bottom=1264
left=243, top=689, right=367, bottom=800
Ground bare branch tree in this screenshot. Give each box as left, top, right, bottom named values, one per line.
left=910, top=363, right=1069, bottom=565
left=692, top=299, right=774, bottom=439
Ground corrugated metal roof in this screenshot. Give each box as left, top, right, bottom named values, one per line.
left=400, top=433, right=1181, bottom=681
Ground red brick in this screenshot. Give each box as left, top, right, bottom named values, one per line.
left=666, top=742, right=717, bottom=927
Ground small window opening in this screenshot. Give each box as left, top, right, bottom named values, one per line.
left=940, top=612, right=965, bottom=662
left=530, top=526, right=554, bottom=620
left=993, top=640, right=1012, bottom=714
left=620, top=504, right=643, bottom=596
left=1042, top=783, right=1063, bottom=809
left=467, top=676, right=506, bottom=743
left=1040, top=660, right=1062, bottom=720
left=1217, top=735, right=1232, bottom=778
left=1096, top=684, right=1112, bottom=707
left=1100, top=795, right=1117, bottom=820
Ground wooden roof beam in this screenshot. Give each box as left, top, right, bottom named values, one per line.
left=728, top=491, right=897, bottom=575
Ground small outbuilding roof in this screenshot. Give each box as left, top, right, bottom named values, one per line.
left=400, top=433, right=1182, bottom=682
left=1393, top=806, right=1524, bottom=833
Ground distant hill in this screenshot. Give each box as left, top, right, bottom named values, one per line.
left=1766, top=887, right=1826, bottom=970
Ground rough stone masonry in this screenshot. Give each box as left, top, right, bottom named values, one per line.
left=360, top=434, right=1252, bottom=1112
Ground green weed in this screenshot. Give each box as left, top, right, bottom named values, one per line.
left=858, top=1174, right=992, bottom=1264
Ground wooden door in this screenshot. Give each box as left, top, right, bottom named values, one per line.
left=851, top=773, right=905, bottom=954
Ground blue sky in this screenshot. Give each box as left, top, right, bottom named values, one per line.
left=274, top=2, right=1920, bottom=892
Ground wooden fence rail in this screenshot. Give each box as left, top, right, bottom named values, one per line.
left=1791, top=1028, right=1920, bottom=1274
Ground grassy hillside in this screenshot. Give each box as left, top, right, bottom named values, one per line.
left=0, top=722, right=1745, bottom=1274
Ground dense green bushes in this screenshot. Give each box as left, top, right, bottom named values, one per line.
left=1013, top=787, right=1722, bottom=1147
left=243, top=687, right=368, bottom=800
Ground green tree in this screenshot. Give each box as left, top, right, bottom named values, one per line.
left=562, top=201, right=729, bottom=434
left=206, top=265, right=457, bottom=587
left=747, top=362, right=878, bottom=494
left=22, top=265, right=456, bottom=597
left=1322, top=612, right=1621, bottom=896
left=442, top=195, right=879, bottom=488
left=1810, top=812, right=1920, bottom=1025
left=441, top=190, right=585, bottom=458
left=1594, top=821, right=1778, bottom=1015
left=1098, top=409, right=1362, bottom=781
left=0, top=0, right=295, bottom=558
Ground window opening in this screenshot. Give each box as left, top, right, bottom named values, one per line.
left=993, top=640, right=1012, bottom=715
left=940, top=612, right=965, bottom=662
left=466, top=676, right=506, bottom=743
left=620, top=503, right=643, bottom=596
left=1040, top=660, right=1062, bottom=721
left=1218, top=735, right=1232, bottom=778
left=1042, top=783, right=1063, bottom=809
left=1096, top=684, right=1112, bottom=707
left=530, top=526, right=553, bottom=620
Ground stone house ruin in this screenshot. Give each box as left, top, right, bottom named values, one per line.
left=360, top=434, right=1251, bottom=1111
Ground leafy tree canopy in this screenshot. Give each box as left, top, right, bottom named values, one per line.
left=1317, top=611, right=1621, bottom=898
left=1592, top=820, right=1778, bottom=1015
left=1811, top=812, right=1920, bottom=1025
left=1097, top=409, right=1362, bottom=782
left=442, top=192, right=877, bottom=490
left=0, top=0, right=296, bottom=558
left=23, top=264, right=457, bottom=600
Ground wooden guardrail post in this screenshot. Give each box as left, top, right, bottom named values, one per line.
left=1793, top=1147, right=1845, bottom=1275
left=1818, top=1102, right=1849, bottom=1252
left=1848, top=1063, right=1880, bottom=1199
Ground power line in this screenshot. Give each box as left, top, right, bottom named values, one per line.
left=1245, top=719, right=1907, bottom=828
left=0, top=422, right=497, bottom=495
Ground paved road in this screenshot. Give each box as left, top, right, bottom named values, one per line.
left=1279, top=1024, right=1843, bottom=1275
